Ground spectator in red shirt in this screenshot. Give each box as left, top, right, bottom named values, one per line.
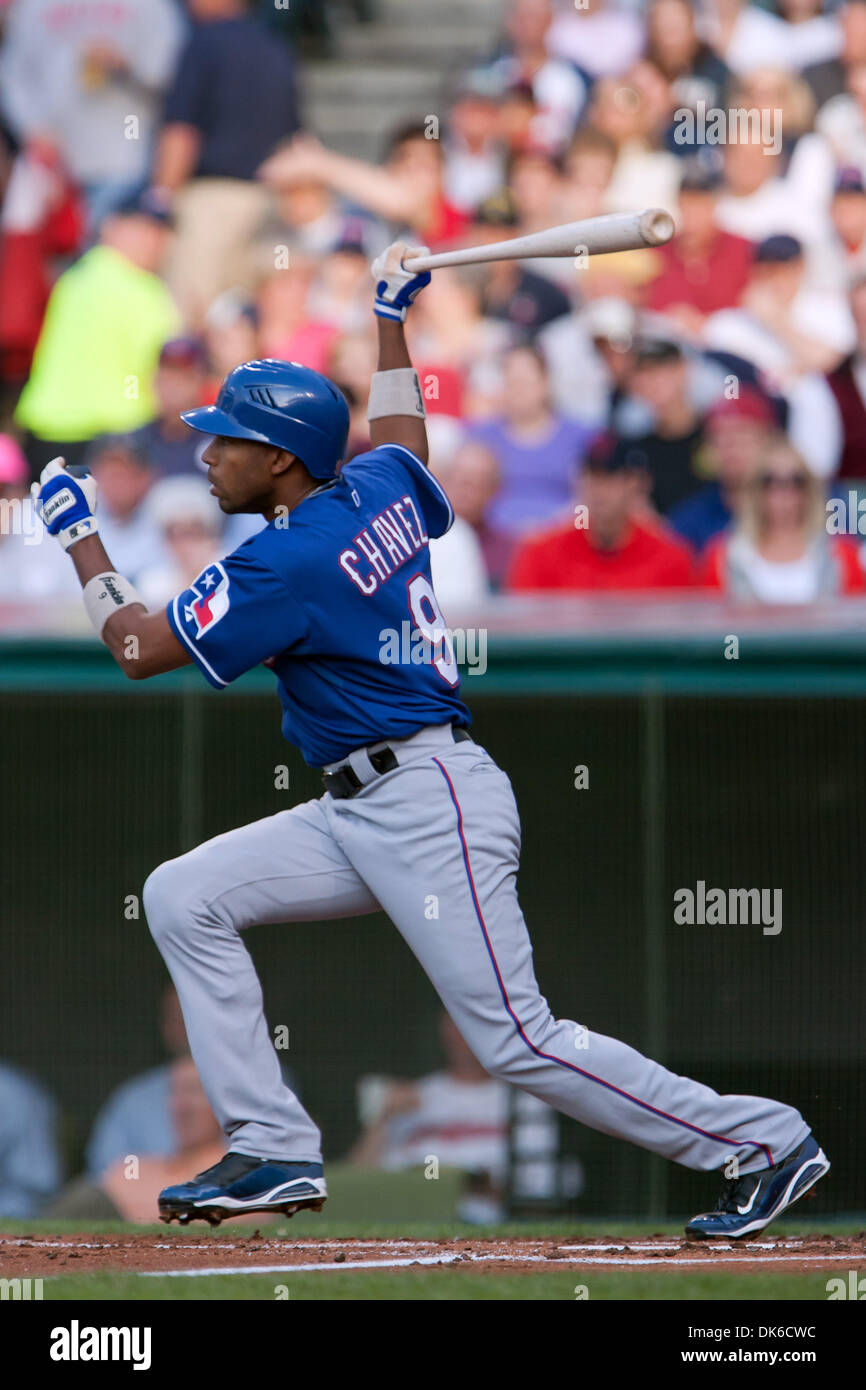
left=647, top=160, right=753, bottom=333
left=507, top=434, right=695, bottom=593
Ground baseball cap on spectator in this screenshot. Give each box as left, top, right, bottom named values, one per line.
left=112, top=187, right=175, bottom=229
left=449, top=67, right=507, bottom=108
left=204, top=290, right=259, bottom=331
left=330, top=229, right=368, bottom=258
left=474, top=193, right=520, bottom=228
left=834, top=167, right=866, bottom=196
left=631, top=336, right=683, bottom=366
left=705, top=388, right=779, bottom=429
left=159, top=337, right=208, bottom=370
left=145, top=475, right=221, bottom=534
left=583, top=297, right=636, bottom=345
left=0, top=434, right=28, bottom=486
left=754, top=234, right=803, bottom=264
left=678, top=160, right=724, bottom=194
left=83, top=433, right=150, bottom=470
left=584, top=434, right=651, bottom=474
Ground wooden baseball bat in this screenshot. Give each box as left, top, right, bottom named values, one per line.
left=403, top=208, right=675, bottom=272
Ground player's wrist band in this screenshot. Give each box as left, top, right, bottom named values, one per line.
left=83, top=572, right=145, bottom=636
left=367, top=368, right=426, bottom=421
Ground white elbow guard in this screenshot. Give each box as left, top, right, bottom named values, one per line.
left=367, top=368, right=426, bottom=421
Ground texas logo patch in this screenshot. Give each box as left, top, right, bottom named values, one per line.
left=184, top=563, right=231, bottom=638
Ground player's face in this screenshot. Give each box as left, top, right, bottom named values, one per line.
left=201, top=436, right=280, bottom=514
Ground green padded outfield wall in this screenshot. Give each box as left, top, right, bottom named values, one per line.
left=1, top=644, right=864, bottom=1218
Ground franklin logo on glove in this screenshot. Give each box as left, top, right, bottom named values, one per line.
left=31, top=458, right=99, bottom=551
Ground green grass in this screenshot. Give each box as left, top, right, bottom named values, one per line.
left=37, top=1270, right=844, bottom=1301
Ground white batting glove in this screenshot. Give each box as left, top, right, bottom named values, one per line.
left=31, top=457, right=99, bottom=551
left=371, top=240, right=431, bottom=322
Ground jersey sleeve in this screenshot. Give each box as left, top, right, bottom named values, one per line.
left=346, top=443, right=455, bottom=540
left=167, top=548, right=309, bottom=689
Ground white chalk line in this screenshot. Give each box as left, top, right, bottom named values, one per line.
left=140, top=1250, right=861, bottom=1278
left=559, top=1240, right=807, bottom=1253
left=142, top=1253, right=463, bottom=1276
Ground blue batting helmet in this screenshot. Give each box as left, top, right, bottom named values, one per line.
left=181, top=359, right=350, bottom=479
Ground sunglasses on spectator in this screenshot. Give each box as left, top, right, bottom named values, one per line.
left=755, top=472, right=808, bottom=490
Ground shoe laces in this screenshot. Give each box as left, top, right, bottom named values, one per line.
left=192, top=1153, right=259, bottom=1184
left=711, top=1171, right=758, bottom=1214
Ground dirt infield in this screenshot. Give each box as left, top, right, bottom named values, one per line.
left=2, top=1232, right=864, bottom=1279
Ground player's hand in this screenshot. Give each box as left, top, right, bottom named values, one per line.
left=371, top=240, right=431, bottom=322
left=31, top=457, right=99, bottom=551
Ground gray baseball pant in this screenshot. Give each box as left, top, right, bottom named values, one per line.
left=142, top=724, right=809, bottom=1173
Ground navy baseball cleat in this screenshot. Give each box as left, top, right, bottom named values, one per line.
left=158, top=1152, right=327, bottom=1226
left=685, top=1135, right=830, bottom=1240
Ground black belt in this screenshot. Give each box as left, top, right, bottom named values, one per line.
left=323, top=725, right=471, bottom=800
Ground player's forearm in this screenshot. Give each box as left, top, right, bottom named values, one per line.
left=68, top=535, right=185, bottom=680
left=369, top=317, right=428, bottom=463
left=152, top=122, right=201, bottom=192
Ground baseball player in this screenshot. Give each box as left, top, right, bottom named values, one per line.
left=33, top=242, right=829, bottom=1238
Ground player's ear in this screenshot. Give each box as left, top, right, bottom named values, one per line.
left=271, top=449, right=296, bottom=477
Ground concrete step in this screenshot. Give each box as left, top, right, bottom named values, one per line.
left=373, top=0, right=505, bottom=22
left=308, top=99, right=443, bottom=137
left=307, top=99, right=447, bottom=157
left=306, top=62, right=448, bottom=155
left=302, top=0, right=506, bottom=157
left=338, top=23, right=495, bottom=66
left=305, top=61, right=445, bottom=101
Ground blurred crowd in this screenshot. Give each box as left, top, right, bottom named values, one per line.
left=3, top=0, right=866, bottom=615
left=1, top=997, right=567, bottom=1223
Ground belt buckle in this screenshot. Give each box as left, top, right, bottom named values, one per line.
left=323, top=743, right=399, bottom=799
left=323, top=764, right=363, bottom=800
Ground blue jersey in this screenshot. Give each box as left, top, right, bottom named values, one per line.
left=167, top=444, right=472, bottom=766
